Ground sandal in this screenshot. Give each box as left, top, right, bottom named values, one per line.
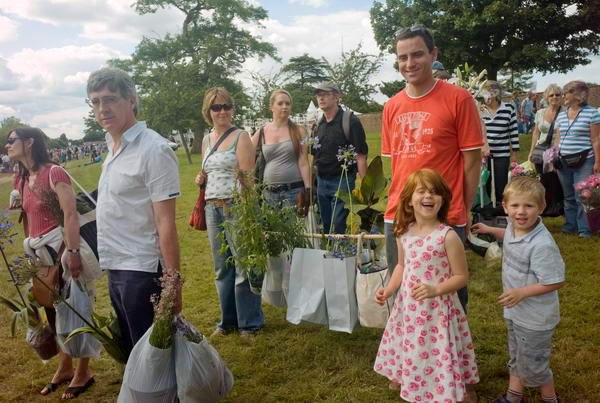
left=40, top=377, right=72, bottom=396
left=62, top=377, right=95, bottom=400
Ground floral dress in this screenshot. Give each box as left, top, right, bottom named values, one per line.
left=374, top=225, right=479, bottom=402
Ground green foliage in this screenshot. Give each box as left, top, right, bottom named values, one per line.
left=379, top=79, right=406, bottom=99
left=370, top=0, right=600, bottom=80
left=281, top=54, right=330, bottom=114
left=82, top=110, right=105, bottom=142
left=220, top=177, right=307, bottom=275
left=0, top=294, right=42, bottom=336
left=66, top=311, right=127, bottom=364
left=452, top=63, right=488, bottom=103
left=323, top=44, right=384, bottom=113
left=247, top=70, right=287, bottom=119
left=337, top=156, right=388, bottom=232
left=112, top=0, right=278, bottom=152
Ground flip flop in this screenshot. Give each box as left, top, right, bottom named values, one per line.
left=40, top=377, right=72, bottom=396
left=62, top=377, right=95, bottom=400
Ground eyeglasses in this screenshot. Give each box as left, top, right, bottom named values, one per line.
left=566, top=88, right=576, bottom=94
left=394, top=24, right=429, bottom=38
left=210, top=104, right=233, bottom=112
left=86, top=96, right=121, bottom=108
left=548, top=93, right=562, bottom=98
left=6, top=137, right=20, bottom=145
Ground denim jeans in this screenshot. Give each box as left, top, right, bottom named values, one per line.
left=205, top=201, right=263, bottom=333
left=557, top=156, right=595, bottom=236
left=317, top=172, right=356, bottom=234
left=263, top=186, right=302, bottom=209
left=384, top=222, right=468, bottom=313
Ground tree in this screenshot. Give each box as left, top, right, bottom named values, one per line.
left=370, top=0, right=600, bottom=80
left=82, top=110, right=105, bottom=142
left=498, top=67, right=533, bottom=95
left=323, top=44, right=384, bottom=112
left=247, top=69, right=287, bottom=119
left=111, top=0, right=277, bottom=153
left=281, top=54, right=329, bottom=114
left=379, top=80, right=406, bottom=99
left=0, top=117, right=27, bottom=149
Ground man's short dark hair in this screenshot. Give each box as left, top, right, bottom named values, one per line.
left=395, top=24, right=436, bottom=53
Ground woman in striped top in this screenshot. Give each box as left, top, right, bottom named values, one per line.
left=481, top=81, right=519, bottom=205
left=555, top=81, right=600, bottom=238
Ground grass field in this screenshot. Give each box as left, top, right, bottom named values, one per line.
left=0, top=133, right=598, bottom=402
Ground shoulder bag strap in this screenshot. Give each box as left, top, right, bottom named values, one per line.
left=558, top=108, right=583, bottom=151
left=202, top=126, right=238, bottom=170
left=543, top=108, right=562, bottom=148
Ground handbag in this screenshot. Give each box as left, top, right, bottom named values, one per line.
left=188, top=127, right=238, bottom=231
left=32, top=243, right=65, bottom=308
left=558, top=109, right=590, bottom=169
left=255, top=127, right=266, bottom=184
left=531, top=108, right=560, bottom=167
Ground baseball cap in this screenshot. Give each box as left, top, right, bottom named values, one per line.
left=313, top=82, right=341, bottom=94
left=432, top=61, right=445, bottom=71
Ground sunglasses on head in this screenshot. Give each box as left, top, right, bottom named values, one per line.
left=210, top=104, right=233, bottom=112
left=6, top=137, right=19, bottom=145
left=394, top=24, right=429, bottom=38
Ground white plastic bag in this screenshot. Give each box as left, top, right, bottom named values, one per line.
left=54, top=279, right=101, bottom=358
left=261, top=254, right=290, bottom=308
left=286, top=248, right=328, bottom=325
left=173, top=318, right=234, bottom=402
left=323, top=255, right=358, bottom=333
left=356, top=266, right=392, bottom=328
left=117, top=324, right=178, bottom=403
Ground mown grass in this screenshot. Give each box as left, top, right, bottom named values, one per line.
left=0, top=133, right=598, bottom=402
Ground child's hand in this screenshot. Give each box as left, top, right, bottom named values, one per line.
left=498, top=288, right=527, bottom=308
left=471, top=223, right=491, bottom=235
left=374, top=288, right=391, bottom=305
left=411, top=283, right=438, bottom=301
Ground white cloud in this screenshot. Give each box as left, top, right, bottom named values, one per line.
left=534, top=56, right=600, bottom=91
left=29, top=105, right=90, bottom=139
left=0, top=104, right=17, bottom=116
left=0, top=15, right=19, bottom=42
left=0, top=0, right=183, bottom=42
left=288, top=0, right=329, bottom=8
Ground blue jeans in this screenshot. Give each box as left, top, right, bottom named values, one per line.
left=557, top=156, right=595, bottom=236
left=384, top=222, right=468, bottom=313
left=205, top=201, right=263, bottom=333
left=317, top=173, right=356, bottom=234
left=263, top=186, right=302, bottom=209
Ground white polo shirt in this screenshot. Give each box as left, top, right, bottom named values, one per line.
left=97, top=121, right=180, bottom=273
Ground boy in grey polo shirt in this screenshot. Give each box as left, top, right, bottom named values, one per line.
left=472, top=177, right=565, bottom=403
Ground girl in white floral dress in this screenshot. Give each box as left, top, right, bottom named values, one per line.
left=374, top=169, right=479, bottom=402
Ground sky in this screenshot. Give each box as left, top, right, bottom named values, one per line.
left=0, top=0, right=597, bottom=139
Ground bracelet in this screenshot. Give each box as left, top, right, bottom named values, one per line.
left=67, top=249, right=80, bottom=254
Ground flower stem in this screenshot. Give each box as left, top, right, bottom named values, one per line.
left=0, top=248, right=28, bottom=308
left=328, top=169, right=346, bottom=248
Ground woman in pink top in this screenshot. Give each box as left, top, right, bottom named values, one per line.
left=6, top=127, right=94, bottom=399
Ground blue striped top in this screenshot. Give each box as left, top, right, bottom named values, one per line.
left=557, top=105, right=600, bottom=158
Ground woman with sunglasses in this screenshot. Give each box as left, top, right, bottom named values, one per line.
left=194, top=87, right=263, bottom=339
left=252, top=89, right=311, bottom=212
left=554, top=81, right=600, bottom=238
left=5, top=128, right=95, bottom=399
left=527, top=84, right=565, bottom=216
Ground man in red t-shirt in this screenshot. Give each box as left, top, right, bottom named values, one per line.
left=382, top=25, right=483, bottom=313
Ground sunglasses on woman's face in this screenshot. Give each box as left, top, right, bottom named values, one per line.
left=210, top=103, right=233, bottom=112
left=6, top=137, right=20, bottom=145
left=548, top=93, right=562, bottom=98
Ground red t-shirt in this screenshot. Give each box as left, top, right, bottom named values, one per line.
left=381, top=80, right=483, bottom=226
left=16, top=164, right=72, bottom=237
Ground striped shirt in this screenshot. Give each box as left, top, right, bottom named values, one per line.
left=482, top=102, right=519, bottom=157
left=557, top=105, right=600, bottom=158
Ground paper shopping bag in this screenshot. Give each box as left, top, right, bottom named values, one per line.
left=261, top=254, right=290, bottom=308
left=286, top=248, right=328, bottom=325
left=356, top=266, right=392, bottom=328
left=323, top=255, right=358, bottom=333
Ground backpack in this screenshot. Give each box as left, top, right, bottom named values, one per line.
left=312, top=108, right=353, bottom=143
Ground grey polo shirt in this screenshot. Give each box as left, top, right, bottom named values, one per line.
left=502, top=219, right=565, bottom=331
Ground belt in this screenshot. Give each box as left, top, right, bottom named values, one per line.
left=205, top=198, right=232, bottom=207
left=267, top=181, right=304, bottom=193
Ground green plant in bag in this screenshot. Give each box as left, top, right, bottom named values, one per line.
left=337, top=156, right=388, bottom=232
left=0, top=294, right=43, bottom=336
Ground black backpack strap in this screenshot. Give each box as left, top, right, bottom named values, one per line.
left=341, top=108, right=352, bottom=143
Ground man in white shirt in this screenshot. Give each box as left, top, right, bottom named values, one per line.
left=86, top=67, right=182, bottom=358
